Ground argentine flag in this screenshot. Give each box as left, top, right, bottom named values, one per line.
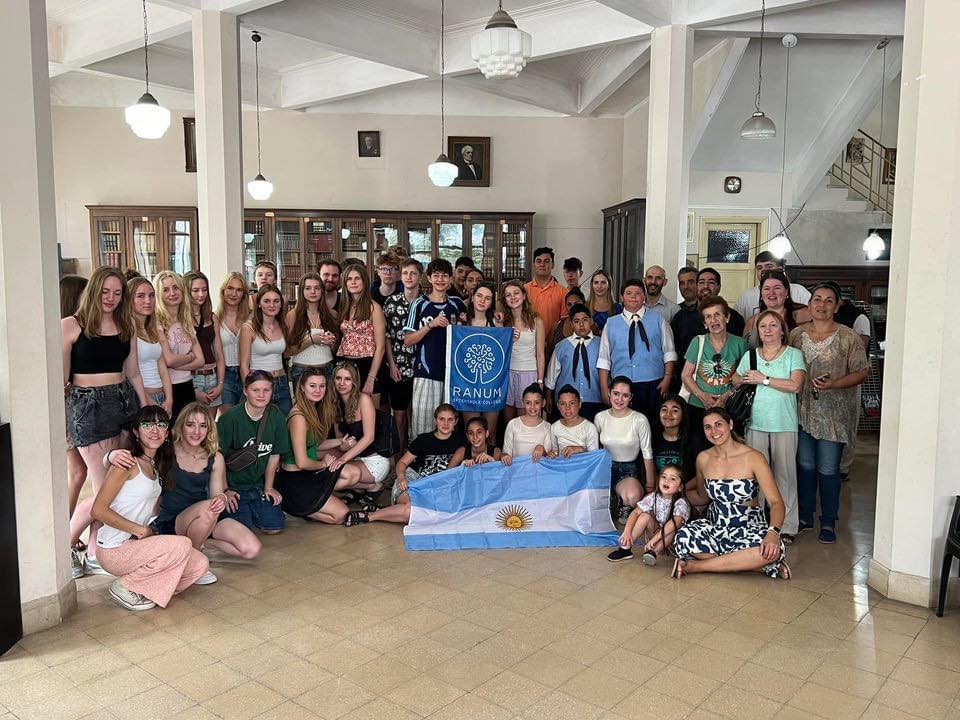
left=404, top=450, right=619, bottom=551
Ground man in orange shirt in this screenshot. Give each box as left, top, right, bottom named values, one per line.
left=524, top=247, right=567, bottom=333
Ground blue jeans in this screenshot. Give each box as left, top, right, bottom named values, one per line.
left=797, top=428, right=844, bottom=528
left=271, top=376, right=292, bottom=416
left=221, top=366, right=242, bottom=406
left=220, top=486, right=285, bottom=532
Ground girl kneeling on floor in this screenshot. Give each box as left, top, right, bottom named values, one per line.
left=92, top=406, right=208, bottom=611
left=608, top=464, right=690, bottom=565
left=365, top=404, right=464, bottom=525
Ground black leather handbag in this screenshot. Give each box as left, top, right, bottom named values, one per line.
left=724, top=350, right=758, bottom=426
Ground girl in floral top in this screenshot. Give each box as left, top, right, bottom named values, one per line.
left=336, top=264, right=386, bottom=405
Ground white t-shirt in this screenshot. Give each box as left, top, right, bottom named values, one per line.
left=551, top=418, right=600, bottom=452
left=502, top=417, right=554, bottom=458
left=735, top=283, right=811, bottom=319
left=594, top=409, right=653, bottom=462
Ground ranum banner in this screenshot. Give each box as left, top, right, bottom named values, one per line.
left=444, top=325, right=514, bottom=412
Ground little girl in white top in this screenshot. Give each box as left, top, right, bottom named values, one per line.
left=609, top=464, right=690, bottom=566
left=502, top=383, right=555, bottom=465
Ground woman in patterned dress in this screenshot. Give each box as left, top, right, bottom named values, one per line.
left=672, top=407, right=789, bottom=579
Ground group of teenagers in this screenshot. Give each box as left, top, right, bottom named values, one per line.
left=59, top=244, right=869, bottom=611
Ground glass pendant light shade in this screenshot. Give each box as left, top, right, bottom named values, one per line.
left=769, top=233, right=792, bottom=258
left=125, top=92, right=171, bottom=139
left=428, top=154, right=459, bottom=187
left=246, top=173, right=274, bottom=201
left=863, top=230, right=886, bottom=260
left=471, top=7, right=532, bottom=79
left=741, top=110, right=777, bottom=139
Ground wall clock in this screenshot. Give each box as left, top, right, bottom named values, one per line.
left=724, top=176, right=742, bottom=193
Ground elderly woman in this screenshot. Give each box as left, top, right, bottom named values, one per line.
left=680, top=296, right=748, bottom=430
left=673, top=408, right=789, bottom=579
left=743, top=270, right=811, bottom=347
left=789, top=282, right=869, bottom=544
left=733, top=310, right=806, bottom=543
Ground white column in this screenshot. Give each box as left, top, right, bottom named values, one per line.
left=192, top=10, right=244, bottom=282
left=869, top=0, right=960, bottom=607
left=0, top=0, right=75, bottom=633
left=644, top=24, right=693, bottom=280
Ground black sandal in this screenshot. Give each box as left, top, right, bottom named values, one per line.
left=344, top=510, right=370, bottom=527
left=340, top=490, right=365, bottom=505
left=359, top=492, right=381, bottom=512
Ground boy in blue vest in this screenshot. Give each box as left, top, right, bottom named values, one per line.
left=545, top=303, right=603, bottom=421
left=597, top=278, right=677, bottom=420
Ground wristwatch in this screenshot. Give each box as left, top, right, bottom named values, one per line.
left=762, top=376, right=770, bottom=386
left=768, top=526, right=781, bottom=535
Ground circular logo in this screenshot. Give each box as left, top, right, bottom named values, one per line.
left=453, top=333, right=506, bottom=385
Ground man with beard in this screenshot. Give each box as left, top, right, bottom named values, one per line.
left=643, top=265, right=678, bottom=323
left=670, top=267, right=745, bottom=363
left=318, top=259, right=341, bottom=311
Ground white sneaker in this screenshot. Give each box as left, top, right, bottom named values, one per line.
left=193, top=570, right=218, bottom=586
left=108, top=580, right=156, bottom=611
left=71, top=549, right=85, bottom=579
left=84, top=555, right=111, bottom=576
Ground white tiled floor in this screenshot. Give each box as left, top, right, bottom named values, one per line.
left=3, top=436, right=960, bottom=719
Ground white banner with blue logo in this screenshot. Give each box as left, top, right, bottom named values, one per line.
left=444, top=325, right=514, bottom=412
left=403, top=450, right=619, bottom=551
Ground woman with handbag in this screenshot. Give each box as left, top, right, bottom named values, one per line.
left=216, top=370, right=291, bottom=535
left=680, top=296, right=748, bottom=431
left=789, top=282, right=869, bottom=544
left=732, top=311, right=806, bottom=544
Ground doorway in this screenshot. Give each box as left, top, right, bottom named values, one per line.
left=698, top=216, right=767, bottom=303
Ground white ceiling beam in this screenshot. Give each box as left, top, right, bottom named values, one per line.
left=453, top=69, right=580, bottom=116
left=791, top=39, right=902, bottom=206
left=696, top=0, right=904, bottom=39
left=592, top=0, right=672, bottom=26
left=578, top=41, right=651, bottom=115
left=241, top=1, right=437, bottom=76
left=684, top=0, right=841, bottom=27
left=688, top=37, right=750, bottom=151
left=150, top=0, right=286, bottom=11
left=281, top=58, right=425, bottom=109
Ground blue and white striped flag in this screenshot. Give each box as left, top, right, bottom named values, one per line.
left=404, top=450, right=619, bottom=551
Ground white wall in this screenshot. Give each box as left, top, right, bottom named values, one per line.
left=52, top=107, right=624, bottom=276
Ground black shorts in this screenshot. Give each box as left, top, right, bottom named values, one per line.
left=388, top=378, right=413, bottom=411
left=336, top=356, right=380, bottom=394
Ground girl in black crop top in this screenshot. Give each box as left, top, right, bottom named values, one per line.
left=62, top=267, right=147, bottom=574
left=327, top=361, right=382, bottom=481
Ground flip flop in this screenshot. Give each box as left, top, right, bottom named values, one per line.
left=671, top=558, right=685, bottom=579
left=778, top=562, right=791, bottom=580
left=344, top=510, right=370, bottom=527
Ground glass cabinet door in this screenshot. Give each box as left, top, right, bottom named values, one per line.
left=128, top=217, right=160, bottom=278
left=371, top=220, right=401, bottom=256
left=438, top=222, right=465, bottom=265
left=243, top=218, right=269, bottom=288
left=870, top=285, right=888, bottom=344
left=407, top=221, right=433, bottom=271
left=274, top=219, right=303, bottom=303
left=340, top=219, right=369, bottom=266
left=305, top=218, right=334, bottom=273
left=470, top=222, right=497, bottom=280
left=96, top=217, right=125, bottom=268
left=167, top=218, right=193, bottom=275
left=500, top=220, right=528, bottom=282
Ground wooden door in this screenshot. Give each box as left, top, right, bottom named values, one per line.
left=699, top=218, right=764, bottom=304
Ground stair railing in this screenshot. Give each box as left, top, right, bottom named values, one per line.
left=829, top=129, right=896, bottom=216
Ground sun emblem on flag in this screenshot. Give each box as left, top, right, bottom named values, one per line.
left=495, top=504, right=532, bottom=531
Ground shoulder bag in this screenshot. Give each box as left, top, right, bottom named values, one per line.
left=678, top=335, right=705, bottom=402
left=224, top=408, right=269, bottom=472
left=724, top=350, right=758, bottom=425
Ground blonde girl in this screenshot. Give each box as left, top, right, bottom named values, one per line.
left=153, top=270, right=203, bottom=421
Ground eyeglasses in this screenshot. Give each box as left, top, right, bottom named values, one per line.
left=139, top=421, right=169, bottom=431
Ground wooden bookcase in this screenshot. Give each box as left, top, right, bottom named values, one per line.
left=88, top=206, right=200, bottom=277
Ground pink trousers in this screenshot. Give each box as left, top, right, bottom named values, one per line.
left=97, top=535, right=208, bottom=608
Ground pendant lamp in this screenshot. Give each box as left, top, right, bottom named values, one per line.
left=740, top=0, right=776, bottom=140
left=863, top=231, right=886, bottom=260
left=428, top=0, right=458, bottom=187
left=247, top=31, right=274, bottom=201
left=471, top=2, right=532, bottom=79
left=125, top=0, right=170, bottom=139
left=863, top=39, right=891, bottom=260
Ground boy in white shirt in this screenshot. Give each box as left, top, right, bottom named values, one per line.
left=550, top=385, right=600, bottom=458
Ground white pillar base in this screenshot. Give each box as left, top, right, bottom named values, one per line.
left=868, top=557, right=958, bottom=609
left=21, top=582, right=77, bottom=636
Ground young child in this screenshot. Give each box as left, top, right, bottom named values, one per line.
left=501, top=383, right=555, bottom=466
left=545, top=303, right=603, bottom=421
left=550, top=385, right=599, bottom=458
left=462, top=416, right=502, bottom=467
left=368, top=404, right=464, bottom=525
left=608, top=464, right=690, bottom=565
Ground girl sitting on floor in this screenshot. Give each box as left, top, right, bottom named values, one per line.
left=501, top=383, right=555, bottom=466
left=608, top=464, right=690, bottom=566
left=366, top=404, right=465, bottom=525
left=91, top=406, right=208, bottom=611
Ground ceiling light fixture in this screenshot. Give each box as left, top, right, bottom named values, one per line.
left=428, top=0, right=458, bottom=187
left=863, top=38, right=890, bottom=261
left=246, top=31, right=274, bottom=201
left=740, top=0, right=776, bottom=140
left=472, top=1, right=532, bottom=80
left=125, top=0, right=171, bottom=139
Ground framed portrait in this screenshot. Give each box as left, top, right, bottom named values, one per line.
left=846, top=137, right=865, bottom=164
left=357, top=130, right=381, bottom=158
left=448, top=136, right=491, bottom=187
left=183, top=117, right=197, bottom=173
left=883, top=147, right=897, bottom=184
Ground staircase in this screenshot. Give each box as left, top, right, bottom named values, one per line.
left=829, top=129, right=896, bottom=216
